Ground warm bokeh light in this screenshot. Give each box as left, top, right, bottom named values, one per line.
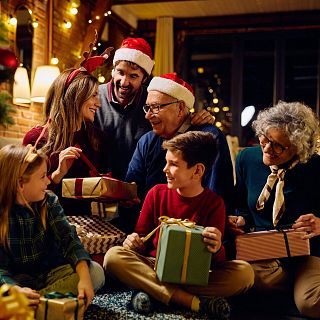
left=32, top=19, right=39, bottom=28
left=70, top=7, right=78, bottom=15
left=64, top=21, right=72, bottom=29
left=50, top=57, right=59, bottom=65
left=98, top=75, right=105, bottom=83
left=9, top=16, right=17, bottom=26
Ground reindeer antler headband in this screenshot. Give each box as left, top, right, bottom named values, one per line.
left=65, top=30, right=113, bottom=88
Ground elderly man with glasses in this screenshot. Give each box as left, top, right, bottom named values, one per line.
left=125, top=73, right=234, bottom=215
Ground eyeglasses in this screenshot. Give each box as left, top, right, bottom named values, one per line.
left=143, top=100, right=180, bottom=114
left=258, top=134, right=290, bottom=155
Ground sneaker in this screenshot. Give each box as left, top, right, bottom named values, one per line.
left=199, top=296, right=231, bottom=320
left=130, top=291, right=153, bottom=314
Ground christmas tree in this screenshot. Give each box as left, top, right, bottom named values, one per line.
left=0, top=18, right=18, bottom=127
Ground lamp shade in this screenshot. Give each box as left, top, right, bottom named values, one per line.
left=13, top=67, right=31, bottom=104
left=31, top=65, right=60, bottom=103
left=241, top=105, right=255, bottom=127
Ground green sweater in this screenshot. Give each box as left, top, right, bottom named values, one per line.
left=235, top=146, right=320, bottom=256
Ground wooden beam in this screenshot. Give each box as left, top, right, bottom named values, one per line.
left=113, top=0, right=188, bottom=4
left=138, top=10, right=320, bottom=35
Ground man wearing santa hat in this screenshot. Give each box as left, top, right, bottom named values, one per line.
left=126, top=73, right=234, bottom=214
left=95, top=38, right=213, bottom=181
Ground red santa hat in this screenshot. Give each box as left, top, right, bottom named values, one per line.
left=147, top=73, right=195, bottom=109
left=113, top=38, right=154, bottom=75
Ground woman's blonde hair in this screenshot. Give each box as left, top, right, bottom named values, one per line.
left=43, top=69, right=100, bottom=155
left=252, top=101, right=320, bottom=163
left=0, top=144, right=47, bottom=249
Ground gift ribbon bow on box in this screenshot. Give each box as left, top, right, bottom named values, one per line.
left=142, top=215, right=196, bottom=242
left=0, top=284, right=34, bottom=320
left=43, top=291, right=83, bottom=320
left=144, top=216, right=198, bottom=284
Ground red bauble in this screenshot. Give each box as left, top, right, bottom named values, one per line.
left=0, top=47, right=19, bottom=81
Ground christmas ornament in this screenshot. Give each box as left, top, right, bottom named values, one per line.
left=0, top=47, right=19, bottom=81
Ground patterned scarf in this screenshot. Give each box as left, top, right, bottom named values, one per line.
left=256, top=158, right=299, bottom=226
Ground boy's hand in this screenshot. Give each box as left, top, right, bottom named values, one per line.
left=12, top=285, right=40, bottom=308
left=123, top=233, right=145, bottom=253
left=202, top=227, right=222, bottom=253
left=227, top=215, right=245, bottom=235
left=191, top=109, right=214, bottom=125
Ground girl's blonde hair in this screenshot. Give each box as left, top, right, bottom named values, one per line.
left=0, top=144, right=48, bottom=249
left=43, top=69, right=100, bottom=155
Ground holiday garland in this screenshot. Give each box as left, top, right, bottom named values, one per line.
left=0, top=18, right=18, bottom=127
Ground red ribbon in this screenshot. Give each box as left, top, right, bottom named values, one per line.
left=74, top=178, right=84, bottom=198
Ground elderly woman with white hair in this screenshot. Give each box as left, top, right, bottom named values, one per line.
left=228, top=101, right=320, bottom=319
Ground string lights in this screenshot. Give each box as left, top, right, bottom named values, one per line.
left=88, top=10, right=111, bottom=24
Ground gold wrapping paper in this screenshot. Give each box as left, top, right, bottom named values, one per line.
left=62, top=176, right=137, bottom=201
left=0, top=284, right=34, bottom=320
left=35, top=296, right=84, bottom=320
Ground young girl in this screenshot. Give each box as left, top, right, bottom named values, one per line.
left=0, top=144, right=105, bottom=308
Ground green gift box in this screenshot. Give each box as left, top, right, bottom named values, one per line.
left=155, top=223, right=212, bottom=286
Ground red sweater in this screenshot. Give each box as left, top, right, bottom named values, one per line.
left=135, top=184, right=226, bottom=264
left=23, top=125, right=109, bottom=215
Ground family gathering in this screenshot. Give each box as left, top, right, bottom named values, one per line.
left=1, top=10, right=320, bottom=320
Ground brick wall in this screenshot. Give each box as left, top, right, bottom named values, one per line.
left=0, top=0, right=107, bottom=138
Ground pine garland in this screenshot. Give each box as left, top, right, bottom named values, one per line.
left=0, top=20, right=9, bottom=45
left=0, top=91, right=16, bottom=127
left=0, top=16, right=16, bottom=127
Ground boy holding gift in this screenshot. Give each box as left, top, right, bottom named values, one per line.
left=104, top=131, right=254, bottom=319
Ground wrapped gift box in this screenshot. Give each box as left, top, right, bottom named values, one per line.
left=236, top=229, right=310, bottom=261
left=67, top=216, right=126, bottom=254
left=155, top=224, right=212, bottom=286
left=62, top=176, right=137, bottom=201
left=91, top=201, right=119, bottom=221
left=35, top=295, right=84, bottom=320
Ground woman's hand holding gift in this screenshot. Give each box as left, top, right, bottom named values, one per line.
left=292, top=213, right=320, bottom=239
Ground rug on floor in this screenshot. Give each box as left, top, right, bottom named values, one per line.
left=84, top=286, right=207, bottom=320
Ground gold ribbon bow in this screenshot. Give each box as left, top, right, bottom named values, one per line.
left=142, top=215, right=196, bottom=243
left=0, top=284, right=34, bottom=320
